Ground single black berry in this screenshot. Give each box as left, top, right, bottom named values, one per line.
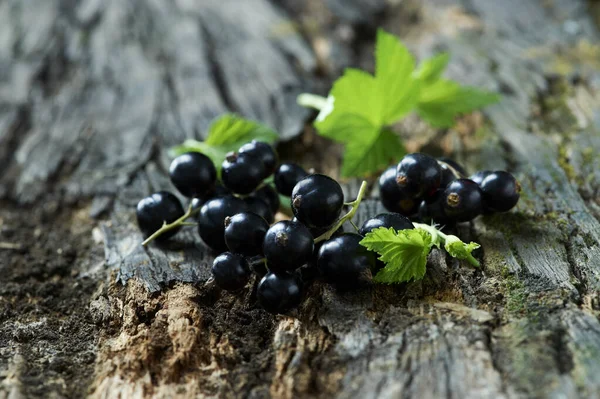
left=212, top=252, right=251, bottom=291
left=274, top=163, right=308, bottom=196
left=244, top=196, right=274, bottom=224
left=291, top=174, right=344, bottom=228
left=169, top=152, right=217, bottom=198
left=136, top=191, right=185, bottom=240
left=238, top=140, right=278, bottom=176
left=198, top=195, right=249, bottom=252
left=221, top=152, right=267, bottom=194
left=442, top=179, right=483, bottom=222
left=317, top=233, right=376, bottom=291
left=224, top=212, right=269, bottom=256
left=469, top=170, right=493, bottom=186
left=263, top=220, right=314, bottom=273
left=480, top=171, right=521, bottom=212
left=257, top=272, right=303, bottom=314
left=252, top=184, right=280, bottom=214
left=378, top=166, right=420, bottom=215
left=418, top=190, right=452, bottom=225
left=396, top=153, right=443, bottom=198
left=358, top=213, right=413, bottom=236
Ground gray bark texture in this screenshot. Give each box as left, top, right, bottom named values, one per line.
left=1, top=0, right=600, bottom=398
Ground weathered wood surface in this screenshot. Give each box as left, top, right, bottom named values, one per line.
left=1, top=0, right=600, bottom=398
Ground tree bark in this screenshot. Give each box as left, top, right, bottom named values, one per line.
left=1, top=0, right=600, bottom=398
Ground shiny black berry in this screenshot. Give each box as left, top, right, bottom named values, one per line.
left=136, top=191, right=185, bottom=240
left=238, top=140, right=278, bottom=176
left=224, top=212, right=269, bottom=256
left=169, top=152, right=217, bottom=198
left=292, top=174, right=344, bottom=228
left=418, top=190, right=452, bottom=225
left=378, top=166, right=420, bottom=215
left=438, top=157, right=467, bottom=176
left=252, top=184, right=280, bottom=214
left=359, top=213, right=413, bottom=236
left=396, top=153, right=443, bottom=198
left=257, top=272, right=303, bottom=314
left=212, top=252, right=251, bottom=291
left=274, top=163, right=308, bottom=196
left=442, top=179, right=483, bottom=222
left=438, top=158, right=467, bottom=188
left=317, top=233, right=376, bottom=291
left=480, top=171, right=521, bottom=212
left=263, top=220, right=314, bottom=273
left=198, top=195, right=249, bottom=252
left=469, top=170, right=492, bottom=186
left=221, top=152, right=266, bottom=194
left=244, top=196, right=274, bottom=224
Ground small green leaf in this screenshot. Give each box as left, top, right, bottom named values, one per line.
left=169, top=114, right=278, bottom=171
left=444, top=235, right=481, bottom=267
left=417, top=80, right=500, bottom=128
left=415, top=53, right=450, bottom=84
left=360, top=227, right=433, bottom=284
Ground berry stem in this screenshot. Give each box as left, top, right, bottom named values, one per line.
left=315, top=180, right=368, bottom=243
left=412, top=222, right=480, bottom=267
left=297, top=93, right=328, bottom=111
left=141, top=203, right=199, bottom=246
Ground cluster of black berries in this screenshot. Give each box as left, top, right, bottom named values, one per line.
left=379, top=153, right=521, bottom=225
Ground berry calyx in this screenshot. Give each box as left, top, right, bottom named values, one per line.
left=211, top=252, right=252, bottom=291
left=291, top=174, right=344, bottom=228
left=263, top=220, right=314, bottom=273
left=169, top=152, right=217, bottom=198
left=257, top=272, right=303, bottom=314
left=136, top=191, right=185, bottom=241
left=224, top=212, right=269, bottom=256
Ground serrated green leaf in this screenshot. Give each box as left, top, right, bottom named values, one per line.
left=415, top=53, right=450, bottom=84
left=169, top=114, right=278, bottom=171
left=417, top=80, right=500, bottom=127
left=360, top=227, right=433, bottom=284
left=341, top=128, right=405, bottom=178
left=444, top=235, right=481, bottom=267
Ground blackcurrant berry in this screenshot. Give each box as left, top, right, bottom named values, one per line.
left=418, top=191, right=452, bottom=225
left=469, top=170, right=492, bottom=186
left=358, top=212, right=413, bottom=236
left=396, top=153, right=443, bottom=198
left=238, top=140, right=278, bottom=176
left=251, top=184, right=280, bottom=214
left=317, top=233, right=376, bottom=291
left=438, top=158, right=467, bottom=188
left=257, top=272, right=303, bottom=314
left=274, top=163, right=307, bottom=196
left=263, top=220, right=314, bottom=273
left=480, top=171, right=521, bottom=212
left=224, top=212, right=269, bottom=256
left=442, top=179, right=483, bottom=222
left=221, top=152, right=266, bottom=195
left=136, top=191, right=185, bottom=240
left=244, top=196, right=274, bottom=224
left=169, top=152, right=217, bottom=198
left=212, top=252, right=251, bottom=291
left=378, top=166, right=420, bottom=215
left=198, top=195, right=249, bottom=252
left=291, top=174, right=344, bottom=228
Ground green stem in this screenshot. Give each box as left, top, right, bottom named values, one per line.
left=297, top=93, right=328, bottom=111
left=141, top=203, right=199, bottom=246
left=314, top=181, right=368, bottom=243
left=412, top=222, right=480, bottom=267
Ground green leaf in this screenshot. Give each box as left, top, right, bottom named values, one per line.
left=313, top=31, right=419, bottom=177
left=417, top=79, right=500, bottom=128
left=169, top=114, right=278, bottom=171
left=444, top=235, right=481, bottom=267
left=360, top=227, right=433, bottom=284
left=415, top=53, right=450, bottom=84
